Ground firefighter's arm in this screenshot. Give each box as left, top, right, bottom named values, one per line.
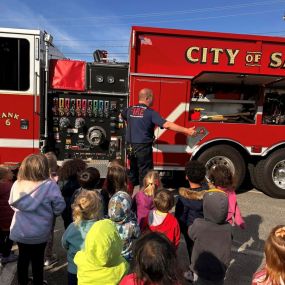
left=163, top=121, right=196, bottom=136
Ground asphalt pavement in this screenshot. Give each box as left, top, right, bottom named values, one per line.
left=1, top=188, right=284, bottom=285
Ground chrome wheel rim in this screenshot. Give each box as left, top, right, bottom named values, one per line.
left=205, top=156, right=235, bottom=176
left=272, top=160, right=285, bottom=190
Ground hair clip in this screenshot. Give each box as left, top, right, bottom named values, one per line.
left=275, top=226, right=285, bottom=238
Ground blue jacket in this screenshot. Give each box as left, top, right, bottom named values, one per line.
left=9, top=179, right=65, bottom=244
left=62, top=220, right=97, bottom=274
left=175, top=184, right=209, bottom=231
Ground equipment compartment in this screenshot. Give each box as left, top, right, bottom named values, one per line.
left=189, top=72, right=282, bottom=124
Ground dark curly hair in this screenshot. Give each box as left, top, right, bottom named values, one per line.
left=133, top=232, right=183, bottom=285
left=59, top=158, right=87, bottom=181
left=209, top=165, right=234, bottom=189
left=185, top=160, right=206, bottom=184
left=78, top=167, right=100, bottom=190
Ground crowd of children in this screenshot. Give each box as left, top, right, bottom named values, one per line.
left=0, top=154, right=284, bottom=285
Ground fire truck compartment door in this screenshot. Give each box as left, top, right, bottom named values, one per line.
left=0, top=32, right=38, bottom=161
left=132, top=77, right=190, bottom=166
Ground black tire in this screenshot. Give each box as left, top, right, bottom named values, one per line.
left=253, top=159, right=267, bottom=191
left=248, top=163, right=258, bottom=189
left=197, top=145, right=246, bottom=189
left=254, top=149, right=285, bottom=198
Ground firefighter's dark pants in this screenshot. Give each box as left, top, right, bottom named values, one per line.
left=129, top=143, right=153, bottom=187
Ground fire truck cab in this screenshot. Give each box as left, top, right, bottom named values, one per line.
left=130, top=26, right=285, bottom=198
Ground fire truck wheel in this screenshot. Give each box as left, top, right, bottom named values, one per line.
left=197, top=145, right=246, bottom=189
left=255, top=149, right=285, bottom=198
left=248, top=163, right=260, bottom=190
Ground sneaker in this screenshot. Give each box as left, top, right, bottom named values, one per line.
left=44, top=255, right=58, bottom=267
left=1, top=253, right=18, bottom=264
left=183, top=269, right=194, bottom=282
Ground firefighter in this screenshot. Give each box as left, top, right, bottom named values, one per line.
left=121, top=88, right=196, bottom=187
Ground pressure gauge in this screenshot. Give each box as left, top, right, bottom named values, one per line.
left=87, top=126, right=106, bottom=146
left=107, top=75, right=115, bottom=84
left=96, top=75, right=104, bottom=83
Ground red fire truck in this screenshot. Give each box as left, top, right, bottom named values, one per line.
left=1, top=26, right=285, bottom=198
left=129, top=26, right=285, bottom=198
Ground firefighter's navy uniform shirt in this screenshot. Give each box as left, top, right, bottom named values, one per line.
left=121, top=104, right=166, bottom=143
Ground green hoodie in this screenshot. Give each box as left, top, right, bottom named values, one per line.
left=74, top=219, right=129, bottom=285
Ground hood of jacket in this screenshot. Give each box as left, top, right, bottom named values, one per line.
left=203, top=190, right=228, bottom=224
left=74, top=219, right=128, bottom=284
left=108, top=191, right=132, bottom=223
left=179, top=187, right=208, bottom=200
left=9, top=179, right=53, bottom=211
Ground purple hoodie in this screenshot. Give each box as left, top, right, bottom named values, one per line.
left=9, top=179, right=66, bottom=244
left=135, top=190, right=154, bottom=227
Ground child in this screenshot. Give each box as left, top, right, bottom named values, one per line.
left=120, top=232, right=183, bottom=285
left=108, top=191, right=140, bottom=261
left=141, top=189, right=180, bottom=249
left=74, top=219, right=129, bottom=285
left=44, top=152, right=59, bottom=267
left=71, top=167, right=108, bottom=215
left=45, top=152, right=59, bottom=182
left=105, top=165, right=128, bottom=197
left=0, top=167, right=17, bottom=264
left=9, top=154, right=66, bottom=285
left=209, top=165, right=245, bottom=229
left=175, top=160, right=209, bottom=273
left=102, top=159, right=134, bottom=196
left=59, top=158, right=87, bottom=229
left=189, top=190, right=232, bottom=285
left=134, top=170, right=160, bottom=226
left=252, top=225, right=285, bottom=285
left=62, top=190, right=103, bottom=285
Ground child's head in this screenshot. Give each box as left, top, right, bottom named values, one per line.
left=185, top=160, right=206, bottom=184
left=78, top=167, right=100, bottom=190
left=44, top=152, right=58, bottom=176
left=59, top=158, right=87, bottom=181
left=18, top=154, right=49, bottom=182
left=133, top=232, right=182, bottom=285
left=106, top=165, right=128, bottom=196
left=203, top=190, right=228, bottom=224
left=209, top=165, right=233, bottom=189
left=0, top=166, right=13, bottom=182
left=72, top=190, right=102, bottom=224
left=108, top=159, right=124, bottom=168
left=143, top=170, right=160, bottom=196
left=264, top=225, right=285, bottom=284
left=108, top=191, right=132, bottom=223
left=153, top=189, right=174, bottom=213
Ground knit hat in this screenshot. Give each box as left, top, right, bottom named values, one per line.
left=108, top=191, right=132, bottom=223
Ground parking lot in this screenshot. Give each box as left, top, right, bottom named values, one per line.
left=0, top=188, right=284, bottom=285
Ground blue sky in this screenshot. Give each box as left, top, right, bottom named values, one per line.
left=1, top=0, right=285, bottom=62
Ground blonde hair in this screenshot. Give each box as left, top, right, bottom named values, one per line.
left=18, top=154, right=49, bottom=182
left=143, top=170, right=160, bottom=197
left=44, top=152, right=58, bottom=175
left=72, top=190, right=102, bottom=225
left=264, top=225, right=285, bottom=285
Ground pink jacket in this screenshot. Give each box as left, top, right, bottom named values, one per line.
left=218, top=187, right=245, bottom=229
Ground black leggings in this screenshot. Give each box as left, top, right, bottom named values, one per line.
left=17, top=242, right=47, bottom=285
left=0, top=230, right=13, bottom=257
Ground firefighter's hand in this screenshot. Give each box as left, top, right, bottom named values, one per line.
left=187, top=126, right=196, bottom=136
